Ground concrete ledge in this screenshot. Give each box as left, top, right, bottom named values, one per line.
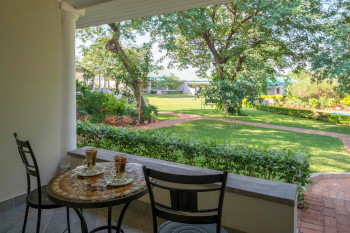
left=69, top=146, right=298, bottom=233
left=68, top=146, right=297, bottom=207
left=311, top=172, right=350, bottom=184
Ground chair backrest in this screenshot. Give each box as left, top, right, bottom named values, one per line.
left=142, top=166, right=228, bottom=233
left=14, top=133, right=42, bottom=200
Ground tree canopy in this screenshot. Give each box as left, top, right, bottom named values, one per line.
left=152, top=0, right=323, bottom=82
left=77, top=21, right=159, bottom=108
left=157, top=73, right=179, bottom=90
left=312, top=0, right=350, bottom=93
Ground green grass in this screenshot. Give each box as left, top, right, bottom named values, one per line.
left=157, top=114, right=180, bottom=121
left=148, top=96, right=350, bottom=135
left=156, top=120, right=350, bottom=173
left=145, top=94, right=194, bottom=99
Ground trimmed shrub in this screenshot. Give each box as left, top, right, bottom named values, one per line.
left=77, top=90, right=107, bottom=115
left=250, top=104, right=350, bottom=126
left=340, top=96, right=350, bottom=106
left=77, top=121, right=311, bottom=201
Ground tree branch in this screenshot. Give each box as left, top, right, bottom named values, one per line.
left=232, top=37, right=263, bottom=79
left=202, top=29, right=224, bottom=76
left=106, top=23, right=136, bottom=76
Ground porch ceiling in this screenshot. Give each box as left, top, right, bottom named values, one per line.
left=63, top=0, right=228, bottom=29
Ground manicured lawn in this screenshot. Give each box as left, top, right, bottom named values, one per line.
left=157, top=114, right=179, bottom=121
left=148, top=96, right=350, bottom=135
left=156, top=120, right=350, bottom=173
left=145, top=94, right=193, bottom=99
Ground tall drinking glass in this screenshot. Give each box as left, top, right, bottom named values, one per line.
left=114, top=154, right=127, bottom=180
left=84, top=148, right=97, bottom=171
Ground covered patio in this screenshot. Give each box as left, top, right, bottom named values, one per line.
left=0, top=0, right=309, bottom=232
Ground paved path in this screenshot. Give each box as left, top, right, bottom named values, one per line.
left=136, top=112, right=350, bottom=154
left=298, top=179, right=350, bottom=233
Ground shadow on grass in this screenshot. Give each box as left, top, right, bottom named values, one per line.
left=157, top=119, right=350, bottom=173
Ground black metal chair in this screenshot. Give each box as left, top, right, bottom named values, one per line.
left=14, top=133, right=71, bottom=233
left=142, top=166, right=228, bottom=233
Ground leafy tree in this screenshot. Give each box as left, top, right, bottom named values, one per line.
left=157, top=73, right=179, bottom=90
left=80, top=37, right=112, bottom=89
left=153, top=0, right=323, bottom=80
left=312, top=0, right=350, bottom=93
left=81, top=66, right=95, bottom=87
left=77, top=22, right=159, bottom=110
left=201, top=75, right=262, bottom=116
left=286, top=73, right=339, bottom=100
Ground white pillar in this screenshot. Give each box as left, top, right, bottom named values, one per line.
left=60, top=4, right=84, bottom=171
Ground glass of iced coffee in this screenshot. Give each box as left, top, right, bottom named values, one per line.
left=114, top=154, right=127, bottom=180
left=84, top=148, right=97, bottom=171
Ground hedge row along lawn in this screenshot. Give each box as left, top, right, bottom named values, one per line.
left=77, top=120, right=311, bottom=202
left=250, top=104, right=350, bottom=126
left=156, top=120, right=350, bottom=173
left=147, top=96, right=350, bottom=135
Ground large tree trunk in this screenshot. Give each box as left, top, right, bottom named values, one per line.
left=115, top=80, right=119, bottom=91
left=132, top=82, right=146, bottom=108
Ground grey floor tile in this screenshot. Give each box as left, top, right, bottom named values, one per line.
left=0, top=205, right=155, bottom=233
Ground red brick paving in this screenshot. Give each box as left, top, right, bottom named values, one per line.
left=137, top=112, right=350, bottom=154
left=298, top=179, right=350, bottom=233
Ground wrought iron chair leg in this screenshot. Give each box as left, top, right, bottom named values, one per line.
left=108, top=206, right=112, bottom=233
left=66, top=207, right=71, bottom=233
left=22, top=205, right=29, bottom=233
left=36, top=207, right=41, bottom=233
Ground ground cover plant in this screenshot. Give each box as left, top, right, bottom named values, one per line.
left=156, top=120, right=350, bottom=173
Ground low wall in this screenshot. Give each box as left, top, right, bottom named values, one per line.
left=69, top=147, right=298, bottom=233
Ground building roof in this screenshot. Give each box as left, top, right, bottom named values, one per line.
left=267, top=76, right=290, bottom=88
left=65, top=0, right=229, bottom=29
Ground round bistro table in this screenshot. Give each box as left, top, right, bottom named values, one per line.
left=47, top=162, right=148, bottom=233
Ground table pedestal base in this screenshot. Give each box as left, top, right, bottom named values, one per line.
left=74, top=202, right=131, bottom=233
left=90, top=226, right=123, bottom=233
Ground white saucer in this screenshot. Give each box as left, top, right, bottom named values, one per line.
left=106, top=174, right=134, bottom=187
left=77, top=166, right=104, bottom=177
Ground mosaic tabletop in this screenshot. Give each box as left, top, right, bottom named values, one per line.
left=47, top=162, right=147, bottom=207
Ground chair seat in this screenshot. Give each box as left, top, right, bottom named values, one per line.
left=159, top=221, right=227, bottom=233
left=27, top=185, right=61, bottom=209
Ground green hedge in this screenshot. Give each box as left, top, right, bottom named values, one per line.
left=77, top=121, right=311, bottom=199
left=161, top=90, right=183, bottom=94
left=251, top=104, right=350, bottom=126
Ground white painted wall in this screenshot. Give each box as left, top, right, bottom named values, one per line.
left=267, top=85, right=285, bottom=95
left=0, top=0, right=62, bottom=202
left=177, top=82, right=195, bottom=95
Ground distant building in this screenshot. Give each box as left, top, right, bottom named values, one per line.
left=75, top=67, right=117, bottom=90
left=146, top=69, right=209, bottom=95
left=266, top=76, right=289, bottom=95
